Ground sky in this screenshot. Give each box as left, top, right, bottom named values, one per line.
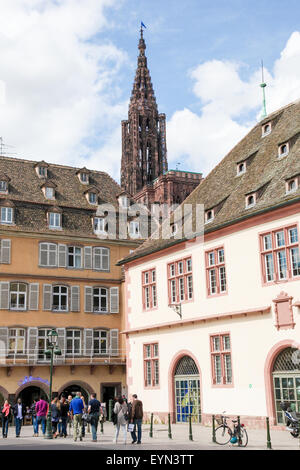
left=0, top=0, right=300, bottom=183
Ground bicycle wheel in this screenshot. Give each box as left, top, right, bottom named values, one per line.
left=215, top=425, right=232, bottom=445
left=238, top=428, right=248, bottom=447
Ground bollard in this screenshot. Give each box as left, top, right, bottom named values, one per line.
left=212, top=415, right=216, bottom=443
left=168, top=413, right=172, bottom=439
left=189, top=415, right=193, bottom=441
left=149, top=413, right=153, bottom=438
left=108, top=399, right=113, bottom=422
left=101, top=418, right=104, bottom=434
left=266, top=417, right=272, bottom=450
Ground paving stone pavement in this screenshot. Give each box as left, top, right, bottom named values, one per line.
left=0, top=422, right=299, bottom=450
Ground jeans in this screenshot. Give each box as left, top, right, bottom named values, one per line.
left=131, top=418, right=142, bottom=443
left=37, top=415, right=46, bottom=435
left=32, top=416, right=38, bottom=434
left=73, top=414, right=82, bottom=440
left=15, top=417, right=22, bottom=436
left=115, top=423, right=127, bottom=443
left=90, top=413, right=99, bottom=440
left=60, top=417, right=68, bottom=436
left=2, top=417, right=9, bottom=436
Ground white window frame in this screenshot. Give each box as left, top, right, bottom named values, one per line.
left=236, top=162, right=246, bottom=175
left=8, top=328, right=25, bottom=355
left=45, top=187, right=55, bottom=199
left=0, top=207, right=13, bottom=224
left=39, top=243, right=57, bottom=267
left=92, top=287, right=108, bottom=313
left=94, top=217, right=106, bottom=234
left=0, top=181, right=7, bottom=192
left=48, top=212, right=61, bottom=229
left=52, top=285, right=69, bottom=312
left=88, top=192, right=97, bottom=204
left=262, top=122, right=272, bottom=137
left=278, top=142, right=289, bottom=158
left=129, top=221, right=140, bottom=238
left=66, top=329, right=81, bottom=356
left=93, top=247, right=110, bottom=271
left=67, top=246, right=82, bottom=269
left=93, top=330, right=108, bottom=355
left=10, top=282, right=27, bottom=311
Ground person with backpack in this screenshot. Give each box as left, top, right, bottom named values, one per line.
left=113, top=397, right=128, bottom=444
left=2, top=400, right=11, bottom=438
left=130, top=394, right=143, bottom=444
left=88, top=393, right=102, bottom=442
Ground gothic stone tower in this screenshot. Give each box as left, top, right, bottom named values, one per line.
left=121, top=28, right=167, bottom=196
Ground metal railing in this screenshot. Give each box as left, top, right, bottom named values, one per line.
left=0, top=348, right=126, bottom=366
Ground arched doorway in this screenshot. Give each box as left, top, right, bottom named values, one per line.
left=272, top=347, right=300, bottom=424
left=17, top=386, right=48, bottom=407
left=174, top=355, right=201, bottom=423
left=58, top=382, right=93, bottom=405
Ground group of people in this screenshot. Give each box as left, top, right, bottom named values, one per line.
left=1, top=392, right=143, bottom=444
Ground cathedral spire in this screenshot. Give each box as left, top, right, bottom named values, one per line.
left=121, top=28, right=168, bottom=196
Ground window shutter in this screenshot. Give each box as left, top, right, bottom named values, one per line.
left=58, top=244, right=67, bottom=267
left=1, top=239, right=11, bottom=264
left=43, top=284, right=52, bottom=311
left=71, top=286, right=80, bottom=312
left=39, top=243, right=48, bottom=266
left=29, top=283, right=39, bottom=310
left=0, top=282, right=9, bottom=309
left=84, top=246, right=92, bottom=269
left=55, top=328, right=66, bottom=363
left=0, top=327, right=8, bottom=358
left=84, top=286, right=93, bottom=312
left=102, top=248, right=110, bottom=271
left=109, top=329, right=119, bottom=356
left=110, top=287, right=119, bottom=313
left=27, top=327, right=38, bottom=364
left=84, top=329, right=93, bottom=356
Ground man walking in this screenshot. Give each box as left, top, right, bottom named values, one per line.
left=69, top=391, right=84, bottom=442
left=30, top=399, right=38, bottom=437
left=88, top=393, right=102, bottom=442
left=130, top=394, right=143, bottom=444
left=13, top=398, right=26, bottom=437
left=36, top=396, right=48, bottom=436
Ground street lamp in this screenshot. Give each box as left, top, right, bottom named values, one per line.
left=44, top=329, right=61, bottom=439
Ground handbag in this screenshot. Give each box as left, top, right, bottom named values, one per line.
left=127, top=423, right=134, bottom=432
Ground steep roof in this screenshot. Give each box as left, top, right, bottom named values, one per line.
left=118, top=99, right=300, bottom=265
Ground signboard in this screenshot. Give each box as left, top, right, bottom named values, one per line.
left=18, top=376, right=50, bottom=387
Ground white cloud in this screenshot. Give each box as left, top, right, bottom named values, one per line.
left=167, top=31, right=300, bottom=177
left=0, top=0, right=127, bottom=180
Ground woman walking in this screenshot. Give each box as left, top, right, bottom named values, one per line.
left=2, top=400, right=11, bottom=438
left=51, top=397, right=60, bottom=438
left=59, top=396, right=69, bottom=438
left=113, top=397, right=128, bottom=444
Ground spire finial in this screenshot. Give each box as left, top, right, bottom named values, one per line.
left=260, top=59, right=267, bottom=119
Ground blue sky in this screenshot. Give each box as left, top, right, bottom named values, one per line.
left=0, top=0, right=299, bottom=182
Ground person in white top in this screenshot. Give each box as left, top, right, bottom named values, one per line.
left=113, top=397, right=128, bottom=444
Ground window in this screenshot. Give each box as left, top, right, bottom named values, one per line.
left=68, top=246, right=82, bottom=269
left=168, top=257, right=193, bottom=304
left=8, top=328, right=25, bottom=355
left=45, top=187, right=54, bottom=199
left=52, top=285, right=68, bottom=312
left=38, top=329, right=52, bottom=361
left=93, top=247, right=109, bottom=271
left=66, top=329, right=81, bottom=355
left=88, top=192, right=97, bottom=204
left=129, top=221, right=140, bottom=238
left=1, top=207, right=13, bottom=224
left=237, top=162, right=246, bottom=175
left=93, top=287, right=108, bottom=313
left=210, top=333, right=233, bottom=385
left=48, top=212, right=61, bottom=229
left=246, top=194, right=256, bottom=208
left=80, top=172, right=88, bottom=184
left=144, top=343, right=159, bottom=387
left=0, top=181, right=7, bottom=192
left=37, top=166, right=47, bottom=178
left=10, top=283, right=27, bottom=310
left=206, top=247, right=227, bottom=296
left=262, top=122, right=271, bottom=137
left=142, top=269, right=157, bottom=310
left=205, top=210, right=214, bottom=223
left=93, top=330, right=108, bottom=355
left=119, top=195, right=128, bottom=208
left=39, top=243, right=57, bottom=267
left=260, top=225, right=300, bottom=283
left=94, top=217, right=106, bottom=233
left=278, top=143, right=289, bottom=158
left=286, top=178, right=298, bottom=194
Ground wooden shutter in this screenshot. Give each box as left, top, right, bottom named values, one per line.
left=39, top=243, right=48, bottom=266
left=43, top=284, right=52, bottom=311
left=1, top=239, right=11, bottom=264
left=102, top=248, right=110, bottom=271
left=29, top=283, right=39, bottom=310
left=109, top=329, right=119, bottom=356
left=0, top=282, right=9, bottom=309
left=84, top=246, right=92, bottom=269
left=71, top=286, right=80, bottom=312
left=110, top=287, right=119, bottom=313
left=27, top=327, right=38, bottom=364
left=84, top=286, right=93, bottom=313
left=58, top=244, right=67, bottom=267
left=84, top=329, right=93, bottom=356
left=0, top=327, right=8, bottom=358
left=55, top=328, right=66, bottom=363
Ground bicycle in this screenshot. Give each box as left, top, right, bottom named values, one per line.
left=215, top=413, right=248, bottom=447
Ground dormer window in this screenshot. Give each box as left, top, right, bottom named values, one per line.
left=47, top=208, right=62, bottom=230
left=35, top=161, right=49, bottom=179
left=0, top=206, right=13, bottom=224
left=205, top=209, right=214, bottom=223
left=88, top=192, right=97, bottom=204
left=45, top=187, right=54, bottom=199
left=94, top=217, right=106, bottom=233
left=237, top=162, right=246, bottom=176
left=262, top=122, right=271, bottom=137
left=77, top=168, right=90, bottom=185
left=0, top=174, right=10, bottom=194
left=84, top=187, right=99, bottom=205
left=118, top=195, right=129, bottom=208
left=0, top=181, right=7, bottom=192
left=171, top=223, right=178, bottom=235
left=278, top=142, right=289, bottom=158
left=286, top=177, right=298, bottom=194
left=246, top=193, right=256, bottom=208
left=129, top=220, right=140, bottom=238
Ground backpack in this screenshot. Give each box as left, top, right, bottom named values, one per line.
left=111, top=409, right=118, bottom=425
